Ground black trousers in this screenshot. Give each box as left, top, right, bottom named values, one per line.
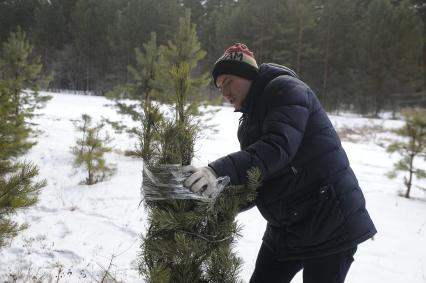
left=250, top=244, right=357, bottom=283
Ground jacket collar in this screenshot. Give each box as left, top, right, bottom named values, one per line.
left=236, top=63, right=299, bottom=114
left=235, top=78, right=258, bottom=113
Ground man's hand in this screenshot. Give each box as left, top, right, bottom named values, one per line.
left=183, top=165, right=218, bottom=198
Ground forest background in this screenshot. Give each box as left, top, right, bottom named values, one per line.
left=1, top=0, right=425, bottom=116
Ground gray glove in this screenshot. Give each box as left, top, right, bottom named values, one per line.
left=183, top=165, right=218, bottom=198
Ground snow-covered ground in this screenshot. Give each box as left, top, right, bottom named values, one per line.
left=0, top=92, right=425, bottom=282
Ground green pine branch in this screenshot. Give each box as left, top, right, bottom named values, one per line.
left=0, top=161, right=45, bottom=248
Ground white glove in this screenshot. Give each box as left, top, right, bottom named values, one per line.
left=183, top=165, right=218, bottom=198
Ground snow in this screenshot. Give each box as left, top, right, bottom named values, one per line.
left=1, top=92, right=425, bottom=282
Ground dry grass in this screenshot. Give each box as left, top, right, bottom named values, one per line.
left=336, top=120, right=387, bottom=144
left=3, top=255, right=126, bottom=283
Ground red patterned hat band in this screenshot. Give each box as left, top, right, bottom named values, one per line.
left=212, top=43, right=259, bottom=86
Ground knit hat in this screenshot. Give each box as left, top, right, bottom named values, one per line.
left=212, top=43, right=259, bottom=87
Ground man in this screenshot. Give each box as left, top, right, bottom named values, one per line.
left=184, top=43, right=376, bottom=283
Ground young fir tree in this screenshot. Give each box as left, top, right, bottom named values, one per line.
left=155, top=9, right=212, bottom=165
left=387, top=109, right=426, bottom=198
left=71, top=114, right=116, bottom=185
left=0, top=29, right=49, bottom=248
left=107, top=32, right=163, bottom=162
left=139, top=10, right=261, bottom=282
left=0, top=27, right=51, bottom=156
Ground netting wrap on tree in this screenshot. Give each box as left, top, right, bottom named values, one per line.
left=142, top=164, right=230, bottom=201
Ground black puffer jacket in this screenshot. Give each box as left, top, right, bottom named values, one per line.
left=209, top=63, right=376, bottom=260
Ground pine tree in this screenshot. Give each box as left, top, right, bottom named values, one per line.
left=225, top=0, right=280, bottom=63
left=200, top=0, right=238, bottom=71
left=156, top=9, right=210, bottom=106
left=32, top=0, right=71, bottom=90
left=69, top=0, right=117, bottom=93
left=139, top=10, right=261, bottom=282
left=283, top=0, right=317, bottom=75
left=107, top=0, right=181, bottom=86
left=313, top=0, right=358, bottom=112
left=353, top=0, right=424, bottom=116
left=0, top=0, right=41, bottom=43
left=71, top=114, right=116, bottom=185
left=140, top=167, right=261, bottom=282
left=107, top=32, right=163, bottom=162
left=408, top=0, right=426, bottom=93
left=0, top=28, right=51, bottom=156
left=155, top=9, right=210, bottom=164
left=0, top=29, right=48, bottom=249
left=386, top=109, right=426, bottom=198
left=391, top=0, right=424, bottom=112
left=179, top=0, right=205, bottom=30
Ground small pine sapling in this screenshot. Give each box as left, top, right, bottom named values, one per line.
left=386, top=109, right=426, bottom=198
left=106, top=32, right=163, bottom=160
left=71, top=114, right=116, bottom=185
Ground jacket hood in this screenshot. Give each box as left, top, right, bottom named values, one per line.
left=239, top=63, right=299, bottom=113
left=257, top=63, right=299, bottom=84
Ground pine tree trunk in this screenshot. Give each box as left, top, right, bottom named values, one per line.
left=405, top=154, right=415, bottom=198
left=374, top=92, right=383, bottom=118
left=87, top=144, right=94, bottom=185
left=391, top=95, right=398, bottom=119
left=86, top=60, right=91, bottom=93
left=143, top=125, right=152, bottom=161
left=422, top=45, right=426, bottom=89
left=322, top=15, right=331, bottom=108
left=12, top=68, right=21, bottom=121
left=87, top=160, right=93, bottom=185
left=13, top=88, right=20, bottom=121
left=296, top=16, right=304, bottom=75
left=258, top=6, right=266, bottom=62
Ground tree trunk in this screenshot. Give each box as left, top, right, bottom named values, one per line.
left=390, top=94, right=399, bottom=119
left=374, top=79, right=384, bottom=117
left=87, top=164, right=93, bottom=185
left=13, top=88, right=20, bottom=120
left=405, top=154, right=415, bottom=198
left=422, top=44, right=426, bottom=88
left=296, top=16, right=304, bottom=75
left=374, top=92, right=383, bottom=118
left=322, top=15, right=331, bottom=108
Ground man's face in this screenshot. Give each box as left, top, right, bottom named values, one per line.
left=216, top=74, right=252, bottom=111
